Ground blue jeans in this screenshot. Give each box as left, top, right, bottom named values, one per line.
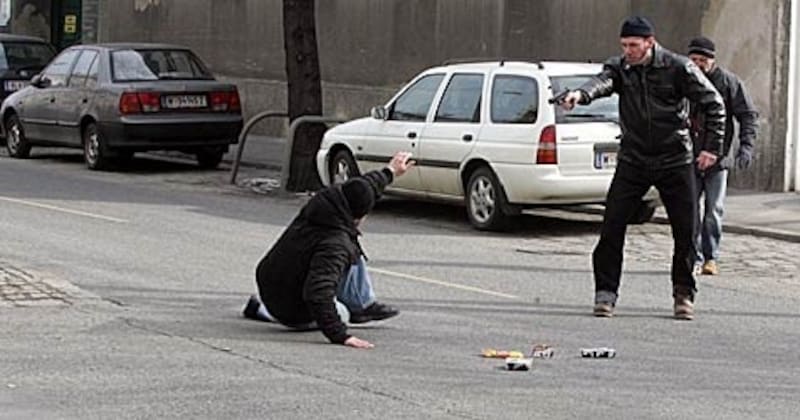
left=336, top=256, right=376, bottom=313
left=695, top=169, right=728, bottom=264
left=261, top=256, right=375, bottom=326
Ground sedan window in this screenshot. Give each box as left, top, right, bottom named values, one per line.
left=42, top=49, right=80, bottom=87
left=111, top=49, right=213, bottom=82
left=389, top=74, right=444, bottom=122
left=68, top=50, right=98, bottom=87
left=491, top=75, right=539, bottom=124
left=85, top=57, right=100, bottom=88
left=435, top=73, right=483, bottom=123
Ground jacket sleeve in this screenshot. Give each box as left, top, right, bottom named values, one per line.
left=577, top=59, right=619, bottom=104
left=302, top=238, right=353, bottom=344
left=729, top=76, right=758, bottom=154
left=361, top=167, right=394, bottom=197
left=682, top=61, right=726, bottom=156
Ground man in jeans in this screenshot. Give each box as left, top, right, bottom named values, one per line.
left=243, top=152, right=414, bottom=349
left=560, top=16, right=725, bottom=320
left=687, top=36, right=758, bottom=276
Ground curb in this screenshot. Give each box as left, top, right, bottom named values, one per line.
left=563, top=206, right=800, bottom=244
left=650, top=215, right=800, bottom=244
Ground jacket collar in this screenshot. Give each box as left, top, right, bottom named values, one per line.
left=649, top=43, right=668, bottom=68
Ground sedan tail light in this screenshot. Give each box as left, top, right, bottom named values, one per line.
left=536, top=125, right=558, bottom=164
left=119, top=92, right=161, bottom=114
left=119, top=92, right=141, bottom=114
left=209, top=90, right=241, bottom=112
left=137, top=92, right=160, bottom=113
left=229, top=90, right=241, bottom=112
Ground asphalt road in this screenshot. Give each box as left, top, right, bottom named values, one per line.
left=1, top=150, right=799, bottom=419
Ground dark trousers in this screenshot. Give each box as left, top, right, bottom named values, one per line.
left=593, top=160, right=698, bottom=303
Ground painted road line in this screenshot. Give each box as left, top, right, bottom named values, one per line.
left=0, top=196, right=129, bottom=224
left=369, top=267, right=519, bottom=300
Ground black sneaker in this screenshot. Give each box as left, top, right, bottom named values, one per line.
left=349, top=302, right=399, bottom=324
left=243, top=295, right=266, bottom=321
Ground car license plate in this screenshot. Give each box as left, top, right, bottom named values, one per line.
left=594, top=151, right=617, bottom=169
left=4, top=80, right=28, bottom=92
left=163, top=94, right=207, bottom=109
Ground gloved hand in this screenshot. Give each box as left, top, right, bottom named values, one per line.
left=735, top=149, right=753, bottom=170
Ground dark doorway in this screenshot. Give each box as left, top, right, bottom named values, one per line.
left=3, top=0, right=81, bottom=50
left=51, top=0, right=81, bottom=49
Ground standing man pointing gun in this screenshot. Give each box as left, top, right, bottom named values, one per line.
left=559, top=16, right=725, bottom=320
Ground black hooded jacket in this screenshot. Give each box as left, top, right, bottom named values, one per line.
left=577, top=44, right=726, bottom=169
left=255, top=168, right=393, bottom=344
left=690, top=65, right=758, bottom=171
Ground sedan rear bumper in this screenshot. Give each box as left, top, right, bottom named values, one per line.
left=98, top=114, right=243, bottom=150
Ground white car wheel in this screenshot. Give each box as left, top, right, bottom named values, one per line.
left=329, top=150, right=358, bottom=185
left=465, top=167, right=511, bottom=231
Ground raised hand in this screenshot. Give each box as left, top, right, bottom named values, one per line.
left=387, top=151, right=415, bottom=177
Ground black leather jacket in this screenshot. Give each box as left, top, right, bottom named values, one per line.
left=577, top=44, right=725, bottom=169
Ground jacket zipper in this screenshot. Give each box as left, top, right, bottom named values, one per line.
left=641, top=68, right=653, bottom=157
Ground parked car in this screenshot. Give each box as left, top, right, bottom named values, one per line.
left=0, top=34, right=56, bottom=102
left=316, top=60, right=658, bottom=230
left=1, top=43, right=243, bottom=170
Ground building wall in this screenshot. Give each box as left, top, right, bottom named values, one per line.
left=94, top=0, right=788, bottom=191
left=700, top=0, right=789, bottom=191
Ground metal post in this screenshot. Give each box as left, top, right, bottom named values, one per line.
left=279, top=115, right=347, bottom=192
left=229, top=111, right=288, bottom=185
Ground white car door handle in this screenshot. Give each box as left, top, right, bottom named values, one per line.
left=462, top=134, right=473, bottom=142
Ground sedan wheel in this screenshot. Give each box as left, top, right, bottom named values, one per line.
left=5, top=115, right=32, bottom=158
left=83, top=122, right=110, bottom=170
left=196, top=147, right=224, bottom=169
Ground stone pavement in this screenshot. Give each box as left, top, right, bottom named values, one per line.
left=0, top=261, right=97, bottom=307
left=652, top=189, right=800, bottom=243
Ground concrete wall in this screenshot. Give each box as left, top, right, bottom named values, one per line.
left=94, top=0, right=788, bottom=191
left=700, top=0, right=789, bottom=191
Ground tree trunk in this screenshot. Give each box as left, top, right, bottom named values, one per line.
left=283, top=0, right=325, bottom=192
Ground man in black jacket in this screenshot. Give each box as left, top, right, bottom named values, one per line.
left=243, top=152, right=414, bottom=349
left=559, top=16, right=726, bottom=320
left=687, top=36, right=758, bottom=277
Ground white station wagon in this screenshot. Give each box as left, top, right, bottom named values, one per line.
left=316, top=60, right=657, bottom=230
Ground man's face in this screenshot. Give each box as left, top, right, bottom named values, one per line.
left=688, top=53, right=715, bottom=74
left=620, top=36, right=655, bottom=65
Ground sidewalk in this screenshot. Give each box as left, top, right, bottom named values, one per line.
left=222, top=134, right=286, bottom=171
left=654, top=189, right=800, bottom=243
left=225, top=135, right=800, bottom=242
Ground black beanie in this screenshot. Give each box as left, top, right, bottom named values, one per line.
left=620, top=16, right=655, bottom=38
left=341, top=178, right=376, bottom=219
left=688, top=36, right=716, bottom=58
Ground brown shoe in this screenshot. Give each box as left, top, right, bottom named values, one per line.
left=593, top=303, right=614, bottom=318
left=674, top=296, right=695, bottom=320
left=701, top=260, right=719, bottom=275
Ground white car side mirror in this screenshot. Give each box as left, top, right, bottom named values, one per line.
left=370, top=106, right=387, bottom=120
